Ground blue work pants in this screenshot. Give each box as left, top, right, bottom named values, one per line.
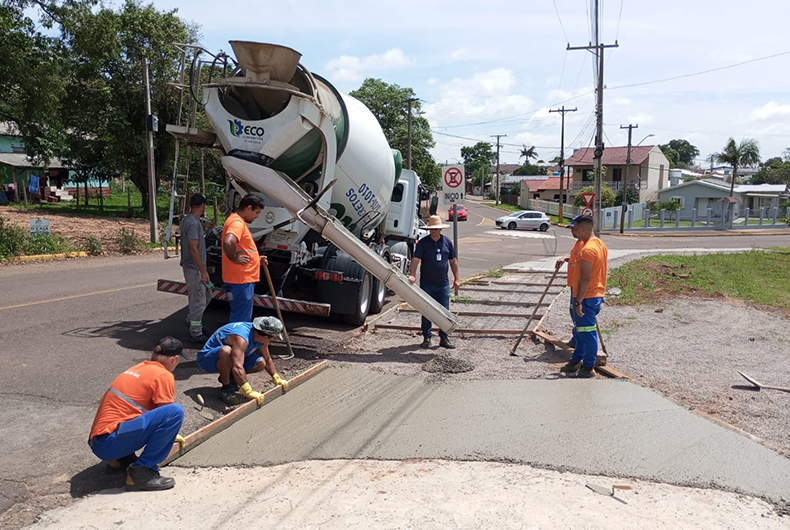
left=226, top=282, right=255, bottom=323
left=570, top=297, right=603, bottom=368
left=89, top=403, right=184, bottom=471
left=420, top=282, right=450, bottom=341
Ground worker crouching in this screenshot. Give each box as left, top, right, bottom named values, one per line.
left=88, top=337, right=186, bottom=491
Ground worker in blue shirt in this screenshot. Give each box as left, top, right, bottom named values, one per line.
left=408, top=215, right=461, bottom=349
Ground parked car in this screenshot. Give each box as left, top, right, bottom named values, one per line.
left=495, top=210, right=551, bottom=231
left=447, top=204, right=468, bottom=221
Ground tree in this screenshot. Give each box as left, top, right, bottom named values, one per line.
left=512, top=163, right=545, bottom=176
left=519, top=144, right=538, bottom=164
left=659, top=145, right=680, bottom=168
left=350, top=78, right=440, bottom=188
left=752, top=156, right=790, bottom=186
left=716, top=137, right=761, bottom=197
left=460, top=142, right=495, bottom=187
left=614, top=188, right=639, bottom=207
left=573, top=185, right=616, bottom=208
left=666, top=139, right=699, bottom=166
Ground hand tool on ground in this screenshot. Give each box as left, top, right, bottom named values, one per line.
left=510, top=266, right=561, bottom=356
left=737, top=370, right=790, bottom=393
left=262, top=258, right=295, bottom=360
left=195, top=393, right=213, bottom=420
left=586, top=483, right=632, bottom=496
left=596, top=323, right=608, bottom=355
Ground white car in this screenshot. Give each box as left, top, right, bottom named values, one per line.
left=496, top=210, right=551, bottom=231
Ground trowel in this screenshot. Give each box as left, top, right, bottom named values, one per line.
left=737, top=371, right=790, bottom=393
left=196, top=394, right=214, bottom=420
left=586, top=483, right=632, bottom=497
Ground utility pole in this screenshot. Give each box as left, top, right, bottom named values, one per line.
left=143, top=58, right=159, bottom=243
left=619, top=124, right=637, bottom=234
left=549, top=106, right=577, bottom=224
left=568, top=0, right=618, bottom=235
left=491, top=134, right=506, bottom=205
left=406, top=97, right=418, bottom=170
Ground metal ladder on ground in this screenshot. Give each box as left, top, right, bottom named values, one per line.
left=162, top=43, right=221, bottom=259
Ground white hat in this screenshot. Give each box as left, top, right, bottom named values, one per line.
left=425, top=215, right=450, bottom=230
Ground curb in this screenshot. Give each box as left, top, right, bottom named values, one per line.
left=606, top=229, right=790, bottom=238
left=7, top=251, right=89, bottom=262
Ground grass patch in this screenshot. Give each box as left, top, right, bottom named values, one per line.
left=608, top=249, right=790, bottom=312
left=0, top=216, right=76, bottom=260
left=485, top=267, right=504, bottom=278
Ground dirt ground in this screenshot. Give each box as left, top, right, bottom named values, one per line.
left=0, top=207, right=154, bottom=252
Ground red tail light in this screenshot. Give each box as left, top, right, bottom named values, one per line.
left=314, top=271, right=344, bottom=282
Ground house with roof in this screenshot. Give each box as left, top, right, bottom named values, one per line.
left=564, top=145, right=671, bottom=201
left=656, top=179, right=788, bottom=220
left=0, top=123, right=75, bottom=202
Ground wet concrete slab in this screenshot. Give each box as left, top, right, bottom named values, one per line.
left=175, top=365, right=790, bottom=505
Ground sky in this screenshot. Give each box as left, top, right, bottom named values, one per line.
left=152, top=0, right=790, bottom=166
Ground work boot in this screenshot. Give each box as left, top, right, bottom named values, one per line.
left=221, top=386, right=242, bottom=406
left=560, top=361, right=581, bottom=373
left=126, top=465, right=175, bottom=491
left=106, top=453, right=137, bottom=472
left=439, top=337, right=455, bottom=349
left=190, top=334, right=209, bottom=344
left=576, top=365, right=595, bottom=378
left=218, top=375, right=240, bottom=392
left=563, top=340, right=576, bottom=349
left=420, top=337, right=431, bottom=349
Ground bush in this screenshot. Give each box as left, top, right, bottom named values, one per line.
left=25, top=234, right=74, bottom=255
left=0, top=216, right=27, bottom=259
left=84, top=236, right=104, bottom=256
left=117, top=227, right=143, bottom=254
left=573, top=185, right=617, bottom=208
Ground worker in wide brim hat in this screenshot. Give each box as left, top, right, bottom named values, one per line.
left=408, top=215, right=460, bottom=349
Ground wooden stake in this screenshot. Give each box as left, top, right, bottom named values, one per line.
left=262, top=259, right=295, bottom=360
left=373, top=324, right=529, bottom=335
left=509, top=267, right=561, bottom=356
left=400, top=308, right=543, bottom=318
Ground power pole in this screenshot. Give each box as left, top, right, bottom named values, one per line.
left=549, top=106, right=577, bottom=224
left=406, top=97, right=418, bottom=170
left=619, top=124, right=637, bottom=234
left=491, top=134, right=506, bottom=205
left=143, top=58, right=159, bottom=244
left=568, top=0, right=617, bottom=235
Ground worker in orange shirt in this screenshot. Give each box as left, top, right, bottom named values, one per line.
left=88, top=337, right=185, bottom=491
left=559, top=215, right=608, bottom=378
left=555, top=215, right=584, bottom=349
left=222, top=194, right=265, bottom=323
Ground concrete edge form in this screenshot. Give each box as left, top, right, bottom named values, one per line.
left=163, top=360, right=330, bottom=464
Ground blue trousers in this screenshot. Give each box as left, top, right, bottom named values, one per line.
left=421, top=282, right=450, bottom=341
left=226, top=282, right=255, bottom=323
left=568, top=297, right=579, bottom=347
left=570, top=297, right=603, bottom=368
left=89, top=403, right=184, bottom=471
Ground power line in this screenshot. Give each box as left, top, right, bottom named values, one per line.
left=609, top=49, right=790, bottom=90
left=614, top=0, right=624, bottom=41
left=552, top=0, right=570, bottom=44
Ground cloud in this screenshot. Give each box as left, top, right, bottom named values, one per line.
left=750, top=101, right=790, bottom=120
left=325, top=48, right=415, bottom=83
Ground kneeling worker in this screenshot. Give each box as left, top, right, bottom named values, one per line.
left=88, top=337, right=186, bottom=491
left=197, top=316, right=289, bottom=406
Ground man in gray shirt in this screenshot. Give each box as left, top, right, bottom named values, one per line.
left=181, top=193, right=211, bottom=342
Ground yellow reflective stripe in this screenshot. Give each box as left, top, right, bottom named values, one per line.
left=576, top=325, right=597, bottom=333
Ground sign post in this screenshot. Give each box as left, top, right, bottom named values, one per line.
left=442, top=165, right=465, bottom=284
left=580, top=193, right=595, bottom=218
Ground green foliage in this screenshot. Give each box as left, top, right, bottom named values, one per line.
left=25, top=233, right=75, bottom=255
left=116, top=227, right=143, bottom=254
left=0, top=216, right=28, bottom=259
left=752, top=155, right=790, bottom=185
left=573, top=185, right=616, bottom=208
left=659, top=145, right=680, bottom=168
left=460, top=142, right=495, bottom=186
left=349, top=79, right=440, bottom=188
left=614, top=188, right=640, bottom=207
left=665, top=139, right=699, bottom=166
left=510, top=182, right=521, bottom=195
left=518, top=145, right=538, bottom=163
left=83, top=236, right=103, bottom=256
left=658, top=201, right=681, bottom=220
left=512, top=163, right=545, bottom=176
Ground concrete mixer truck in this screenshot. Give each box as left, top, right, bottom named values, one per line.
left=158, top=41, right=457, bottom=332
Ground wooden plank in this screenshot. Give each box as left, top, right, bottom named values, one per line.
left=460, top=287, right=564, bottom=295
left=533, top=330, right=612, bottom=373
left=595, top=365, right=628, bottom=379
left=510, top=267, right=561, bottom=356
left=533, top=330, right=572, bottom=351
left=532, top=287, right=569, bottom=333
left=400, top=308, right=543, bottom=318
left=373, top=324, right=528, bottom=335
left=503, top=268, right=568, bottom=275
left=163, top=360, right=330, bottom=464
left=454, top=299, right=547, bottom=307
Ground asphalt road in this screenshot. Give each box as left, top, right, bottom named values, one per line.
left=0, top=204, right=787, bottom=527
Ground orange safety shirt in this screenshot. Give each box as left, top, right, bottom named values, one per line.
left=567, top=240, right=584, bottom=288
left=222, top=212, right=261, bottom=284
left=574, top=237, right=609, bottom=299
left=89, top=361, right=175, bottom=440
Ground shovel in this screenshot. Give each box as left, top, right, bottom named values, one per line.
left=736, top=371, right=790, bottom=393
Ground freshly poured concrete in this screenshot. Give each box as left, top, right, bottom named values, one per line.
left=177, top=365, right=790, bottom=505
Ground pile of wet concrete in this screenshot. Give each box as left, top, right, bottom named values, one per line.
left=422, top=354, right=474, bottom=374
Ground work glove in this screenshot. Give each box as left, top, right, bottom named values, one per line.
left=239, top=382, right=265, bottom=406
left=175, top=434, right=186, bottom=449
left=272, top=372, right=289, bottom=392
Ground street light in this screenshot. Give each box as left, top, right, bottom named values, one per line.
left=635, top=133, right=655, bottom=147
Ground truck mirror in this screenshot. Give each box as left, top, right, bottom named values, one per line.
left=429, top=196, right=438, bottom=216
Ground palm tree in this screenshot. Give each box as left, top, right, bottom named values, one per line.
left=716, top=137, right=760, bottom=197
left=519, top=144, right=538, bottom=164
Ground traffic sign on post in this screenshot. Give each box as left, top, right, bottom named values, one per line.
left=581, top=193, right=595, bottom=207
left=581, top=207, right=594, bottom=217
left=441, top=165, right=465, bottom=205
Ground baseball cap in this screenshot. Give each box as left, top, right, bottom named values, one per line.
left=155, top=336, right=184, bottom=357
left=253, top=316, right=284, bottom=340
left=190, top=193, right=207, bottom=206
left=569, top=215, right=580, bottom=227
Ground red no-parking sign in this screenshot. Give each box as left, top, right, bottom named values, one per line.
left=441, top=165, right=465, bottom=204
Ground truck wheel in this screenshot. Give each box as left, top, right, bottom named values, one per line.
left=369, top=247, right=390, bottom=315
left=389, top=241, right=410, bottom=274
left=342, top=272, right=372, bottom=326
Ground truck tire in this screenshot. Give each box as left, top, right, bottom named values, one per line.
left=342, top=271, right=372, bottom=326
left=389, top=241, right=410, bottom=274
left=369, top=246, right=390, bottom=315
